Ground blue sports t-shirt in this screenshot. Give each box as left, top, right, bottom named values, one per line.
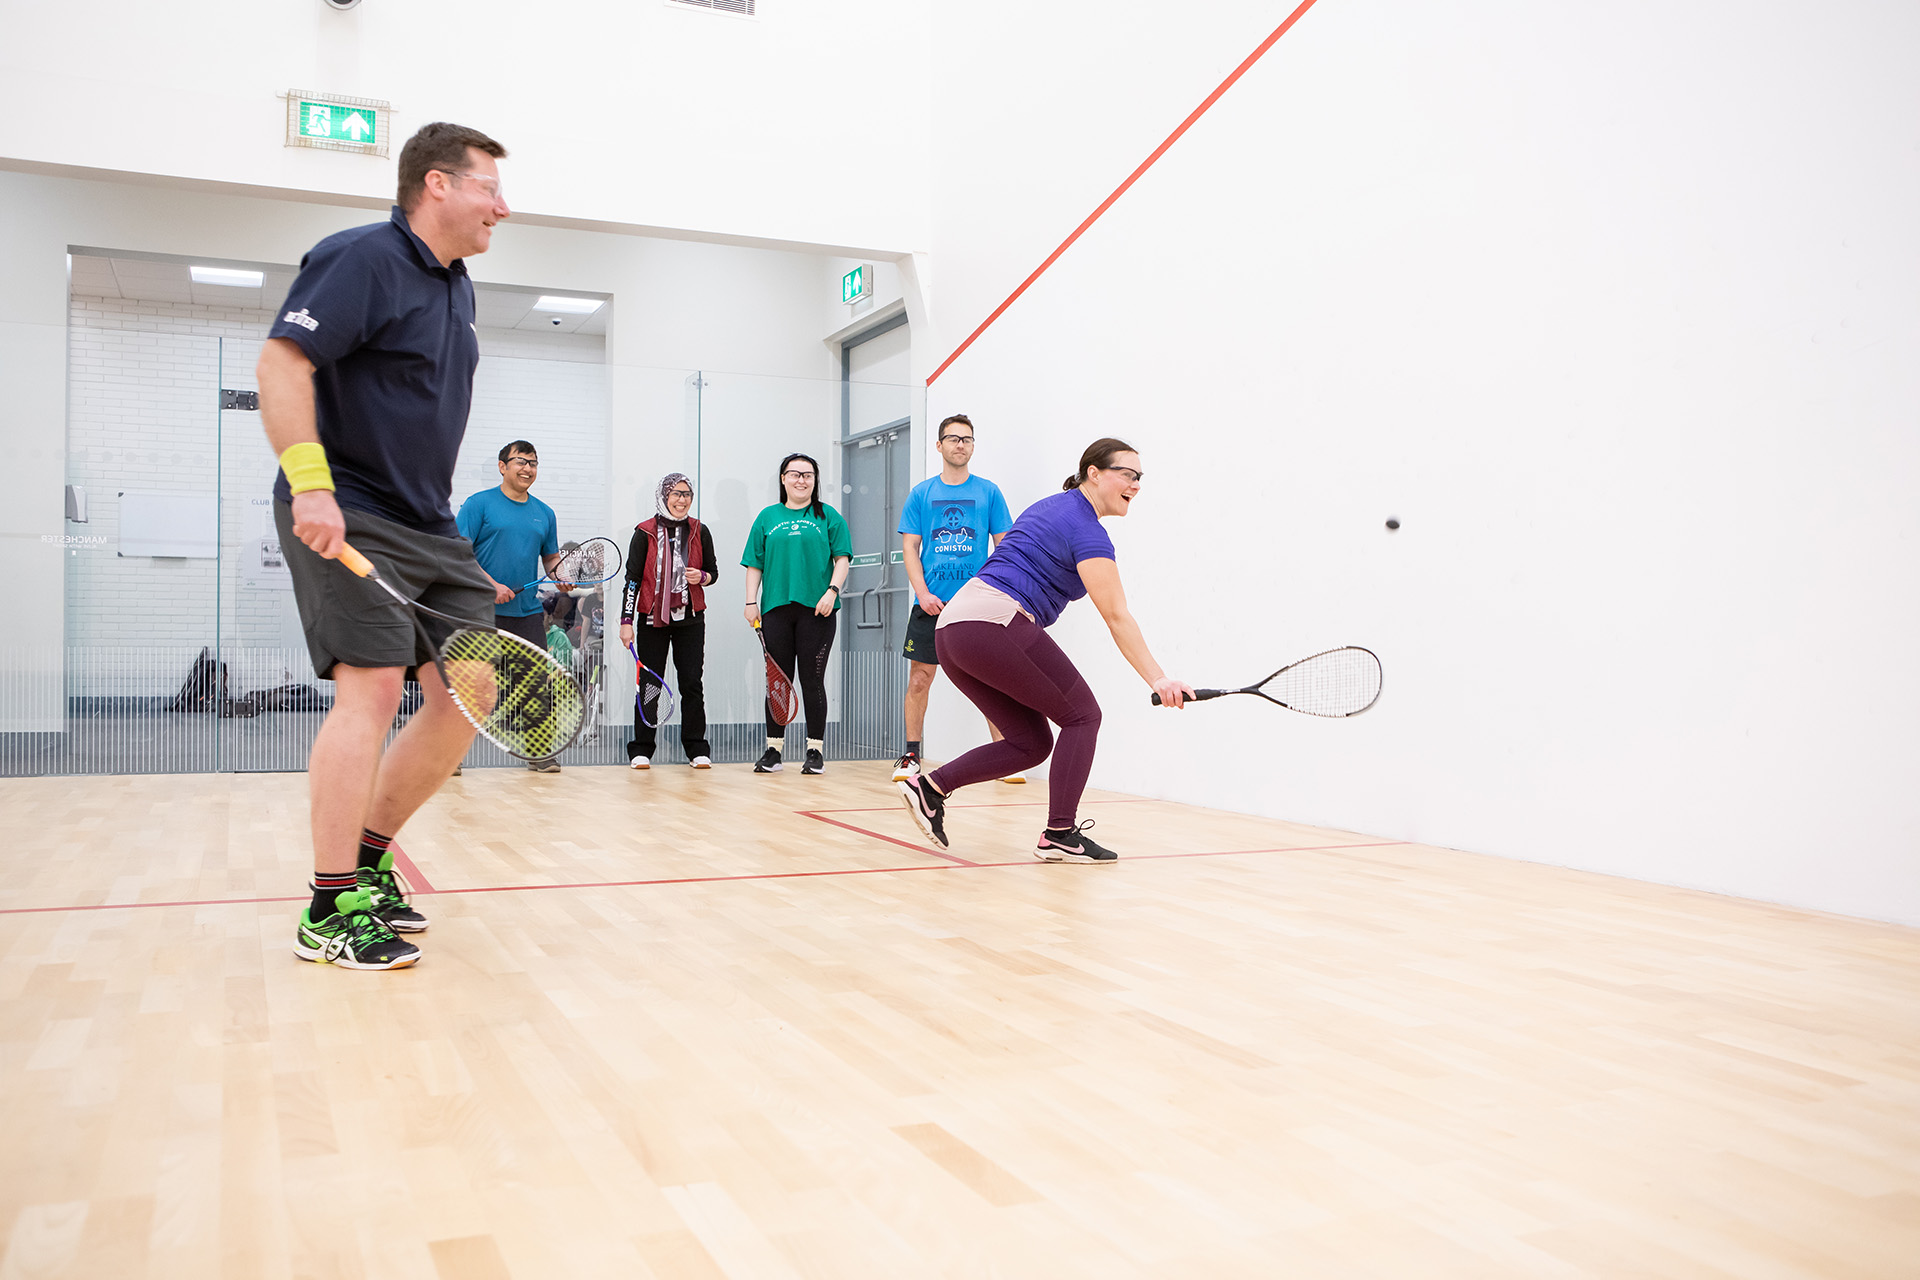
left=456, top=488, right=559, bottom=617
left=898, top=475, right=1013, bottom=602
left=268, top=206, right=480, bottom=535
left=975, top=489, right=1116, bottom=628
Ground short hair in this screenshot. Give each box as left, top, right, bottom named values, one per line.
left=937, top=414, right=974, bottom=436
left=398, top=122, right=508, bottom=211
left=498, top=440, right=537, bottom=462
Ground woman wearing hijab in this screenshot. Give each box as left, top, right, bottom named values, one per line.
left=896, top=437, right=1193, bottom=862
left=620, top=473, right=719, bottom=769
left=741, top=452, right=851, bottom=775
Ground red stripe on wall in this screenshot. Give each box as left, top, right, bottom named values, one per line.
left=926, top=0, right=1324, bottom=387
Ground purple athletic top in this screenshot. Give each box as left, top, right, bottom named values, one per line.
left=974, top=488, right=1115, bottom=628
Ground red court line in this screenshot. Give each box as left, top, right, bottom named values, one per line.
left=798, top=810, right=979, bottom=865
left=0, top=841, right=1412, bottom=916
left=926, top=0, right=1324, bottom=386
left=392, top=845, right=435, bottom=893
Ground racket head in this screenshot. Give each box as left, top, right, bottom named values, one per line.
left=751, top=620, right=801, bottom=726
left=1254, top=646, right=1382, bottom=717
left=554, top=536, right=622, bottom=587
left=435, top=625, right=586, bottom=759
left=625, top=643, right=678, bottom=728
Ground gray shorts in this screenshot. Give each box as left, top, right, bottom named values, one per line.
left=276, top=500, right=494, bottom=679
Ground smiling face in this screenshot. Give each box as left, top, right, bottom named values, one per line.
left=497, top=447, right=538, bottom=498
left=781, top=459, right=817, bottom=507
left=1082, top=451, right=1143, bottom=517
left=418, top=147, right=511, bottom=262
left=664, top=480, right=694, bottom=520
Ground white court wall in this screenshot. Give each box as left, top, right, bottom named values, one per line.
left=0, top=0, right=930, bottom=255
left=924, top=0, right=1920, bottom=923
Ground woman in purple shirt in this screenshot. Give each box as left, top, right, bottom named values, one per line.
left=897, top=437, right=1193, bottom=861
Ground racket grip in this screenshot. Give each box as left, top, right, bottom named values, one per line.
left=1151, top=688, right=1227, bottom=705
left=335, top=541, right=376, bottom=579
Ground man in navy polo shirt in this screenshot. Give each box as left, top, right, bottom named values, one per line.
left=257, top=121, right=511, bottom=972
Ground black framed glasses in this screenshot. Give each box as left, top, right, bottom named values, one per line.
left=1105, top=466, right=1143, bottom=484
left=506, top=456, right=539, bottom=468
left=939, top=434, right=975, bottom=445
left=781, top=469, right=816, bottom=480
left=666, top=487, right=694, bottom=499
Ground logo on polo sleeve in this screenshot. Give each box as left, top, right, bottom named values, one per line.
left=282, top=308, right=320, bottom=332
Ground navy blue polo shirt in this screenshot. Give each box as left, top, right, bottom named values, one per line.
left=269, top=205, right=480, bottom=535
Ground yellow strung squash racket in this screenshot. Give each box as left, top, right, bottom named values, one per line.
left=336, top=541, right=586, bottom=759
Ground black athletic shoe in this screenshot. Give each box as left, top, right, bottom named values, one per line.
left=1035, top=820, right=1118, bottom=863
left=754, top=747, right=783, bottom=773
left=802, top=748, right=825, bottom=775
left=897, top=774, right=949, bottom=850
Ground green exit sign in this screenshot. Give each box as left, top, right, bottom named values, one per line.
left=285, top=91, right=390, bottom=157
left=842, top=264, right=872, bottom=305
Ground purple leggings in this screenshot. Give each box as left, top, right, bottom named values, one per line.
left=926, top=615, right=1101, bottom=829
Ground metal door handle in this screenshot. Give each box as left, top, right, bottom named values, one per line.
left=855, top=588, right=884, bottom=630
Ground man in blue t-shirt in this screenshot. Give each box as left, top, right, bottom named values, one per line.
left=894, top=413, right=1014, bottom=781
left=456, top=439, right=566, bottom=771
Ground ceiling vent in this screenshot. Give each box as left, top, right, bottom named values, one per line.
left=668, top=0, right=755, bottom=14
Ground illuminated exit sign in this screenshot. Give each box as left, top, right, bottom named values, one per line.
left=285, top=91, right=391, bottom=157
left=842, top=264, right=873, bottom=305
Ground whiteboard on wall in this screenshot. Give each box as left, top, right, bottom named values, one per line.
left=119, top=490, right=218, bottom=558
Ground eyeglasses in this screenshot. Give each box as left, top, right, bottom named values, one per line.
left=506, top=456, right=538, bottom=468
left=437, top=170, right=505, bottom=202
left=939, top=435, right=975, bottom=445
left=781, top=470, right=816, bottom=480
left=1104, top=466, right=1143, bottom=484
left=666, top=487, right=694, bottom=499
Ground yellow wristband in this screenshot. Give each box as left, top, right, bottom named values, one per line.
left=279, top=441, right=335, bottom=494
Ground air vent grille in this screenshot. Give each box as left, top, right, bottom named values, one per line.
left=669, top=0, right=754, bottom=14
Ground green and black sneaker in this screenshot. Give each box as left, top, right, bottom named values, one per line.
left=358, top=852, right=428, bottom=933
left=294, top=888, right=421, bottom=970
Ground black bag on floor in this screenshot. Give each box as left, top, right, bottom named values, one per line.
left=171, top=647, right=228, bottom=714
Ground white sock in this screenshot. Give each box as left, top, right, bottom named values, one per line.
left=807, top=738, right=823, bottom=752
left=767, top=737, right=783, bottom=751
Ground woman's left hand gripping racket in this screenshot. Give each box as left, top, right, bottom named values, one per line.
left=521, top=536, right=623, bottom=594
left=337, top=541, right=586, bottom=759
left=626, top=642, right=678, bottom=728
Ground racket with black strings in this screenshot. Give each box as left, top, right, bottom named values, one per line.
left=337, top=541, right=587, bottom=758
left=1152, top=646, right=1382, bottom=717
left=751, top=617, right=802, bottom=726
left=625, top=642, right=678, bottom=728
left=519, top=536, right=623, bottom=594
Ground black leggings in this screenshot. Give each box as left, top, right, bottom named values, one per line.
left=760, top=603, right=836, bottom=739
left=629, top=618, right=707, bottom=759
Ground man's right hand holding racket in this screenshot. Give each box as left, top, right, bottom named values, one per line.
left=290, top=487, right=348, bottom=560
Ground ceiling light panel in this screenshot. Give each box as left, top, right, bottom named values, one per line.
left=191, top=267, right=265, bottom=287
left=533, top=295, right=603, bottom=315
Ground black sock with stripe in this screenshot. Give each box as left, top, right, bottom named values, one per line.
left=309, top=870, right=357, bottom=920
left=357, top=829, right=393, bottom=872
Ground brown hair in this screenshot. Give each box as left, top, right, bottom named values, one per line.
left=1062, top=437, right=1136, bottom=490
left=937, top=413, right=973, bottom=436
left=398, top=122, right=508, bottom=211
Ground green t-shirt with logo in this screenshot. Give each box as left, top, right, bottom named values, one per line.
left=741, top=502, right=853, bottom=611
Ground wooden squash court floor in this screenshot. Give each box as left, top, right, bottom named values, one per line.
left=2, top=764, right=1916, bottom=1278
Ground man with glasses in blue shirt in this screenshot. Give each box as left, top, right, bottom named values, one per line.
left=893, top=413, right=1014, bottom=782
left=259, top=121, right=511, bottom=971
left=457, top=439, right=568, bottom=773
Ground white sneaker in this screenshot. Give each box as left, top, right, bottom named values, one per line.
left=891, top=751, right=921, bottom=782
left=999, top=772, right=1026, bottom=784
left=689, top=755, right=711, bottom=769
left=630, top=757, right=650, bottom=770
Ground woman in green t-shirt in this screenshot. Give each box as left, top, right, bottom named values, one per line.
left=741, top=452, right=852, bottom=774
